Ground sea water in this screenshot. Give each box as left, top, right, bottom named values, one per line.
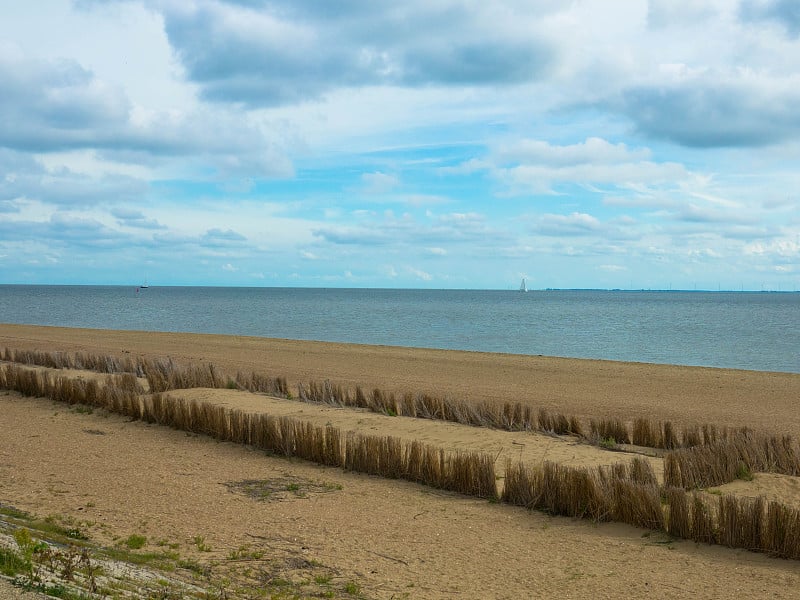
left=0, top=285, right=797, bottom=373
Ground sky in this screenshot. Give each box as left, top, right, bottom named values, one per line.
left=1, top=0, right=799, bottom=290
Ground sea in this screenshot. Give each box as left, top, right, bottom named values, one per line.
left=0, top=285, right=798, bottom=374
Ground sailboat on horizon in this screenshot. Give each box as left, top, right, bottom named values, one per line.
left=519, top=278, right=527, bottom=292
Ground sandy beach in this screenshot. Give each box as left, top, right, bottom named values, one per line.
left=2, top=323, right=800, bottom=598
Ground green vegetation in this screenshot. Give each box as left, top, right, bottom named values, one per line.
left=124, top=533, right=148, bottom=549
left=192, top=535, right=211, bottom=552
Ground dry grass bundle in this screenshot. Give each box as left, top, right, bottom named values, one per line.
left=762, top=435, right=800, bottom=475
left=444, top=451, right=497, bottom=499
left=690, top=493, right=717, bottom=544
left=323, top=425, right=343, bottom=468
left=607, top=462, right=629, bottom=481
left=276, top=416, right=298, bottom=457
left=702, top=423, right=720, bottom=445
left=665, top=487, right=690, bottom=539
left=344, top=433, right=379, bottom=475
left=537, top=462, right=610, bottom=521
left=2, top=364, right=44, bottom=397
left=227, top=409, right=252, bottom=445
left=663, top=443, right=736, bottom=489
left=666, top=430, right=800, bottom=489
left=344, top=434, right=407, bottom=479
left=628, top=457, right=658, bottom=485
left=501, top=460, right=538, bottom=508
left=681, top=425, right=702, bottom=448
left=662, top=421, right=678, bottom=450
left=501, top=402, right=531, bottom=431
left=2, top=348, right=72, bottom=370
left=141, top=358, right=225, bottom=393
left=419, top=445, right=446, bottom=488
left=763, top=501, right=800, bottom=559
left=537, top=409, right=576, bottom=435
left=718, top=494, right=764, bottom=551
left=370, top=388, right=398, bottom=416
left=590, top=418, right=630, bottom=445
left=292, top=422, right=327, bottom=464
left=632, top=418, right=662, bottom=448
left=610, top=480, right=665, bottom=531
left=234, top=371, right=288, bottom=397
left=2, top=347, right=146, bottom=375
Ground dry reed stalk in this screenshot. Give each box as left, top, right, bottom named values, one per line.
left=501, top=460, right=539, bottom=508
left=444, top=452, right=497, bottom=499
left=702, top=423, right=719, bottom=445
left=536, top=462, right=610, bottom=521
left=664, top=442, right=743, bottom=489
left=537, top=408, right=554, bottom=433
left=397, top=392, right=415, bottom=417
left=590, top=418, right=630, bottom=445
left=353, top=386, right=369, bottom=409
left=718, top=494, right=765, bottom=551
left=632, top=418, right=661, bottom=448
left=420, top=446, right=445, bottom=488
left=381, top=436, right=405, bottom=478
left=405, top=440, right=424, bottom=482
left=628, top=457, right=658, bottom=485
left=609, top=463, right=628, bottom=480
left=344, top=433, right=366, bottom=473
left=690, top=493, right=717, bottom=544
left=568, top=416, right=584, bottom=437
left=682, top=425, right=702, bottom=448
left=277, top=416, right=297, bottom=457
left=323, top=425, right=342, bottom=467
left=665, top=487, right=690, bottom=539
left=611, top=480, right=665, bottom=531
left=763, top=501, right=800, bottom=559
left=662, top=421, right=678, bottom=450
left=228, top=409, right=252, bottom=445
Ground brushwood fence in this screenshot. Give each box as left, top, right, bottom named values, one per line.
left=3, top=353, right=800, bottom=561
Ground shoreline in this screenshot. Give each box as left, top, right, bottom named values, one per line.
left=2, top=322, right=799, bottom=435
left=2, top=321, right=796, bottom=374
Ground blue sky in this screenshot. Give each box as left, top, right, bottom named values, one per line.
left=1, top=0, right=799, bottom=290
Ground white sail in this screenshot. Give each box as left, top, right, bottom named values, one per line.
left=520, top=278, right=527, bottom=292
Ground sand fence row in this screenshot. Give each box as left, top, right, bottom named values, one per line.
left=3, top=360, right=800, bottom=561
left=7, top=347, right=799, bottom=459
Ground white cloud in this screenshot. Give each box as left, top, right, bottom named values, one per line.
left=406, top=266, right=432, bottom=281
left=360, top=171, right=400, bottom=194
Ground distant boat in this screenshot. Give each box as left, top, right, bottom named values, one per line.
left=140, top=279, right=149, bottom=289
left=519, top=278, right=527, bottom=292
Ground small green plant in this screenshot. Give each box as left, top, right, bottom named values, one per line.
left=177, top=558, right=207, bottom=575
left=0, top=546, right=29, bottom=577
left=344, top=581, right=361, bottom=595
left=599, top=437, right=618, bottom=450
left=736, top=462, right=754, bottom=481
left=192, top=536, right=211, bottom=552
left=124, top=534, right=147, bottom=550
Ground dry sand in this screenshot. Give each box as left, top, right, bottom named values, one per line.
left=2, top=324, right=800, bottom=598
